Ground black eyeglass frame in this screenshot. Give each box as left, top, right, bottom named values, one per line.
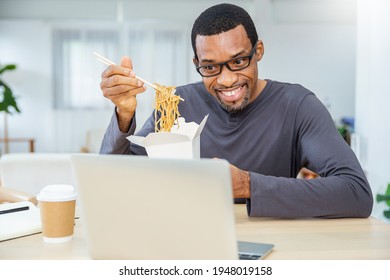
left=195, top=46, right=257, bottom=77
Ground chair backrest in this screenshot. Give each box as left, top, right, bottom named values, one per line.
left=0, top=153, right=75, bottom=196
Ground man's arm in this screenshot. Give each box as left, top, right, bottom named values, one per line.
left=230, top=164, right=250, bottom=198
left=98, top=56, right=148, bottom=154
left=100, top=108, right=157, bottom=155
left=246, top=94, right=373, bottom=218
left=99, top=109, right=136, bottom=154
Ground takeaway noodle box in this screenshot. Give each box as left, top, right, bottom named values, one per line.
left=127, top=115, right=208, bottom=159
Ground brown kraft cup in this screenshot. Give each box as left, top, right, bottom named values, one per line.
left=37, top=184, right=77, bottom=243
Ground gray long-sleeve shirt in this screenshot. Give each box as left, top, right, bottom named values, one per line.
left=100, top=79, right=373, bottom=218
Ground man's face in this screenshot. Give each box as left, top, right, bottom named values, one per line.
left=194, top=25, right=263, bottom=113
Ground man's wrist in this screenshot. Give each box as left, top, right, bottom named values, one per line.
left=116, top=107, right=135, bottom=133
left=234, top=169, right=251, bottom=198
left=242, top=170, right=251, bottom=198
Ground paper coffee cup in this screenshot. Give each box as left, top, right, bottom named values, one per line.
left=37, top=184, right=77, bottom=243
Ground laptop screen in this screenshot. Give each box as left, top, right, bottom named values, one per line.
left=71, top=154, right=239, bottom=260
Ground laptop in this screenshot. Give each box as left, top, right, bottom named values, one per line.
left=70, top=154, right=274, bottom=260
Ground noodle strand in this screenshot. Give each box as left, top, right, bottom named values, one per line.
left=153, top=83, right=181, bottom=132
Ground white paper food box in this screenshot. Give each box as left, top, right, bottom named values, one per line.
left=127, top=115, right=208, bottom=159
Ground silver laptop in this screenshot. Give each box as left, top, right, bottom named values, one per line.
left=70, top=154, right=274, bottom=260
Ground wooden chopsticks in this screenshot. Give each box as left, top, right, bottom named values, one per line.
left=93, top=52, right=157, bottom=90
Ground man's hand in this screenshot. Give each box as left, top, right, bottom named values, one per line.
left=230, top=163, right=251, bottom=198
left=100, top=56, right=146, bottom=132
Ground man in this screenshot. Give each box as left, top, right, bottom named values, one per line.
left=99, top=3, right=373, bottom=218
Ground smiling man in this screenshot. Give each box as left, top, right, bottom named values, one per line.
left=99, top=3, right=373, bottom=218
left=192, top=17, right=265, bottom=114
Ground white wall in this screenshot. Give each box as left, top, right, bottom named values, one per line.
left=255, top=0, right=357, bottom=122
left=0, top=20, right=114, bottom=153
left=0, top=20, right=56, bottom=152
left=355, top=0, right=390, bottom=222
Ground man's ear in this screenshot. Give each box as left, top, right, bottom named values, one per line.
left=193, top=57, right=198, bottom=66
left=255, top=40, right=264, bottom=62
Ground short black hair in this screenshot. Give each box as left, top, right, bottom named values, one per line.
left=191, top=3, right=258, bottom=60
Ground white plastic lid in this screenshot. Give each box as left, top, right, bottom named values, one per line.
left=37, top=184, right=77, bottom=202
left=43, top=235, right=73, bottom=243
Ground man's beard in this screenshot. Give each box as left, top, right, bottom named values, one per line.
left=217, top=91, right=251, bottom=114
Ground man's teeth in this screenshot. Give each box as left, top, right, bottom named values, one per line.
left=222, top=87, right=241, bottom=96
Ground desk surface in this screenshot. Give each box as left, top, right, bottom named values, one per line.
left=1, top=205, right=390, bottom=260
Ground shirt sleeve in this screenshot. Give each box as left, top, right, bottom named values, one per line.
left=247, top=94, right=373, bottom=218
left=99, top=109, right=156, bottom=155
left=99, top=109, right=137, bottom=155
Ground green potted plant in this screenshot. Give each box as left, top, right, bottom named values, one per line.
left=0, top=63, right=21, bottom=154
left=377, top=183, right=390, bottom=219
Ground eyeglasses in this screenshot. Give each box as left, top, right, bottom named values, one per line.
left=195, top=46, right=257, bottom=77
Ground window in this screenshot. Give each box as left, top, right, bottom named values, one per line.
left=53, top=22, right=190, bottom=121
left=53, top=28, right=119, bottom=109
left=126, top=26, right=189, bottom=124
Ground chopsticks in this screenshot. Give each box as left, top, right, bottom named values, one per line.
left=93, top=52, right=157, bottom=90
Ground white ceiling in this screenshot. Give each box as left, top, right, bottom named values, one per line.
left=0, top=0, right=253, bottom=21
left=0, top=0, right=355, bottom=24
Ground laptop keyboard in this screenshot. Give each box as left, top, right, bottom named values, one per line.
left=237, top=240, right=274, bottom=260
left=238, top=253, right=262, bottom=260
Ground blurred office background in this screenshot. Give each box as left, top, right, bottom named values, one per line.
left=0, top=0, right=389, bottom=221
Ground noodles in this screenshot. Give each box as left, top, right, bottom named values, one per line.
left=153, top=83, right=181, bottom=132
